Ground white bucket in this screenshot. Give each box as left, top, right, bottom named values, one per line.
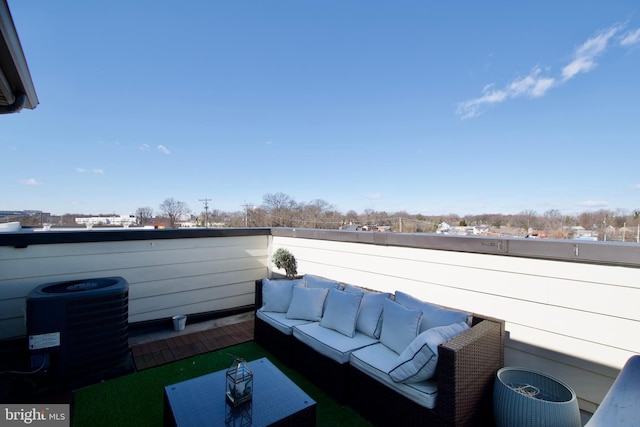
left=172, top=315, right=187, bottom=331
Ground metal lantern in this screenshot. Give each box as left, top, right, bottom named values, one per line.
left=225, top=357, right=253, bottom=407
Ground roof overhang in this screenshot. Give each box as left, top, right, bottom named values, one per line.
left=0, top=0, right=38, bottom=114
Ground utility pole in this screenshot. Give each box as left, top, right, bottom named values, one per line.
left=241, top=202, right=254, bottom=227
left=199, top=198, right=211, bottom=228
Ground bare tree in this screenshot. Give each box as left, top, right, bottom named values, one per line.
left=363, top=209, right=375, bottom=225
left=543, top=209, right=563, bottom=237
left=344, top=210, right=359, bottom=224
left=159, top=198, right=190, bottom=228
left=135, top=207, right=154, bottom=226
left=518, top=209, right=538, bottom=233
left=248, top=206, right=268, bottom=227
left=301, top=199, right=336, bottom=228
left=262, top=193, right=296, bottom=227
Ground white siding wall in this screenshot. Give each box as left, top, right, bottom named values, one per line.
left=271, top=235, right=640, bottom=413
left=0, top=235, right=268, bottom=340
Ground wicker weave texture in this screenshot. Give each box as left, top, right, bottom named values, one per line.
left=292, top=338, right=350, bottom=405
left=493, top=367, right=580, bottom=427
left=254, top=316, right=295, bottom=367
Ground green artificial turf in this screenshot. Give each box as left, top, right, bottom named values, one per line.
left=72, top=341, right=371, bottom=427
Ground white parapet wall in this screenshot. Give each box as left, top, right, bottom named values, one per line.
left=271, top=230, right=640, bottom=414
left=0, top=230, right=269, bottom=340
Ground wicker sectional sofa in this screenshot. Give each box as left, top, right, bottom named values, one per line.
left=254, top=276, right=505, bottom=427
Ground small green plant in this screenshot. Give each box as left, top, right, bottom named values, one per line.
left=272, top=248, right=297, bottom=279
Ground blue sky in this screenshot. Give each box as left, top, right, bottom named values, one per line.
left=3, top=1, right=640, bottom=217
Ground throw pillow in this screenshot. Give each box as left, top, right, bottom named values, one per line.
left=379, top=299, right=423, bottom=354
left=389, top=322, right=469, bottom=383
left=320, top=288, right=364, bottom=337
left=344, top=284, right=391, bottom=338
left=261, top=278, right=303, bottom=312
left=304, top=275, right=340, bottom=289
left=395, top=291, right=471, bottom=332
left=285, top=286, right=329, bottom=321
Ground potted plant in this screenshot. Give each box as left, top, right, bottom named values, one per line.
left=272, top=248, right=297, bottom=279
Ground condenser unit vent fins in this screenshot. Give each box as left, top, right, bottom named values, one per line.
left=26, top=277, right=130, bottom=379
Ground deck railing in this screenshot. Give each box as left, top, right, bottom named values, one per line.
left=1, top=226, right=638, bottom=414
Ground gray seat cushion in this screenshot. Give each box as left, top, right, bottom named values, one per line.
left=293, top=322, right=378, bottom=364
left=350, top=342, right=439, bottom=409
left=256, top=309, right=314, bottom=335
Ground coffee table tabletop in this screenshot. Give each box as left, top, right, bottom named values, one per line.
left=164, top=357, right=316, bottom=427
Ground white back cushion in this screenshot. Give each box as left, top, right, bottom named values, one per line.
left=344, top=284, right=391, bottom=338
left=320, top=288, right=364, bottom=337
left=395, top=291, right=471, bottom=332
left=379, top=299, right=423, bottom=354
left=261, top=278, right=303, bottom=312
left=286, top=286, right=329, bottom=321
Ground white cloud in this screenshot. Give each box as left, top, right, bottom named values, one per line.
left=265, top=140, right=273, bottom=145
left=19, top=178, right=41, bottom=186
left=457, top=23, right=629, bottom=119
left=562, top=25, right=620, bottom=81
left=366, top=192, right=383, bottom=200
left=456, top=69, right=554, bottom=119
left=456, top=85, right=508, bottom=119
left=157, top=145, right=171, bottom=155
left=620, top=28, right=640, bottom=46
left=139, top=144, right=150, bottom=151
left=77, top=167, right=103, bottom=174
left=632, top=183, right=640, bottom=190
left=580, top=200, right=608, bottom=208
left=509, top=68, right=556, bottom=98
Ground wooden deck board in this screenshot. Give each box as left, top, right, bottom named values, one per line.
left=130, top=318, right=254, bottom=370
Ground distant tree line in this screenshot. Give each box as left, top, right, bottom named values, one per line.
left=145, top=193, right=640, bottom=242
left=22, top=193, right=640, bottom=242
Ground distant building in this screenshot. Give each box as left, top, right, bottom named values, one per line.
left=436, top=222, right=451, bottom=234
left=449, top=226, right=484, bottom=236
left=526, top=230, right=548, bottom=238
left=340, top=224, right=362, bottom=231
left=0, top=210, right=47, bottom=220
left=570, top=226, right=597, bottom=240
left=360, top=225, right=391, bottom=232
left=75, top=215, right=137, bottom=227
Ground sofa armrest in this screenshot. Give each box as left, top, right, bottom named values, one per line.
left=436, top=317, right=505, bottom=427
left=254, top=279, right=263, bottom=310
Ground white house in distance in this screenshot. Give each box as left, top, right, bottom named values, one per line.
left=437, top=222, right=486, bottom=236
left=75, top=215, right=137, bottom=227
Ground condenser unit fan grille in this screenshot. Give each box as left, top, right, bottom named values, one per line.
left=26, top=276, right=130, bottom=380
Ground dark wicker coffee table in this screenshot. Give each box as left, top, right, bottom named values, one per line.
left=164, top=357, right=316, bottom=427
